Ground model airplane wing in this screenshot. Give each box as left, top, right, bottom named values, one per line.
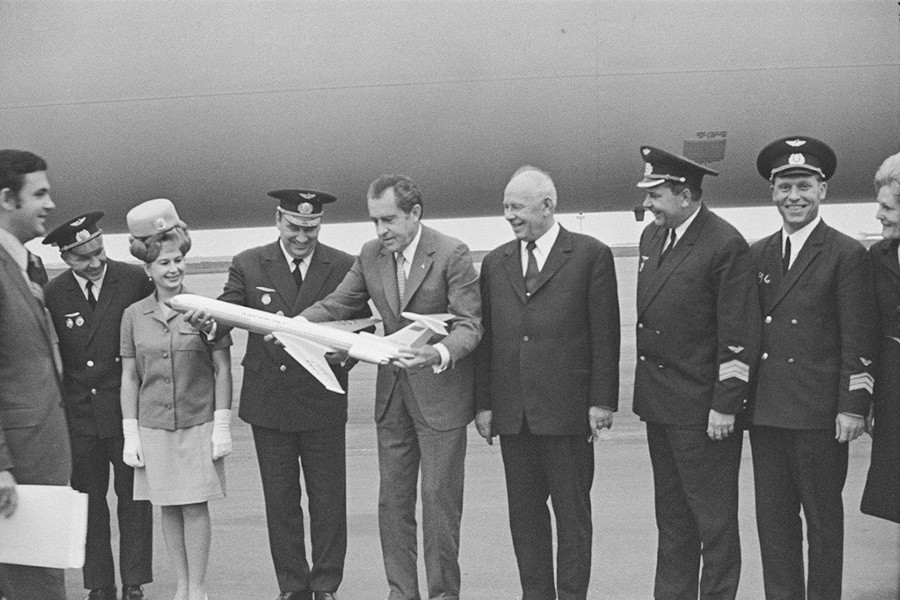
left=388, top=313, right=458, bottom=347
left=271, top=331, right=345, bottom=395
left=318, top=316, right=382, bottom=332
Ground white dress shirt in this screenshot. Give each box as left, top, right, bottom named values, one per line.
left=520, top=220, right=561, bottom=274
left=73, top=265, right=108, bottom=303
left=782, top=215, right=821, bottom=270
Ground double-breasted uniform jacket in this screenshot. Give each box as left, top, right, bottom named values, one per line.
left=749, top=220, right=879, bottom=429
left=634, top=204, right=760, bottom=426
left=0, top=245, right=71, bottom=485
left=220, top=240, right=369, bottom=430
left=302, top=225, right=482, bottom=430
left=44, top=260, right=154, bottom=438
left=474, top=226, right=620, bottom=435
left=860, top=238, right=900, bottom=523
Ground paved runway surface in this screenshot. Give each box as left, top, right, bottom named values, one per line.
left=65, top=258, right=899, bottom=599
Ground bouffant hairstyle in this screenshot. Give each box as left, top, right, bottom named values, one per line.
left=128, top=224, right=191, bottom=264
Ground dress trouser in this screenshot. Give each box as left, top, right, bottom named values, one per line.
left=252, top=424, right=347, bottom=596
left=647, top=422, right=742, bottom=600
left=750, top=426, right=848, bottom=600
left=70, top=432, right=153, bottom=589
left=499, top=420, right=595, bottom=600
left=377, top=374, right=467, bottom=600
left=0, top=564, right=65, bottom=600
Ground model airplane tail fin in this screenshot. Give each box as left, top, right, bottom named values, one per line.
left=388, top=313, right=456, bottom=347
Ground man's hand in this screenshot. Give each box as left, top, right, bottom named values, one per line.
left=263, top=332, right=285, bottom=348
left=184, top=309, right=216, bottom=335
left=865, top=405, right=874, bottom=437
left=475, top=410, right=494, bottom=445
left=836, top=413, right=865, bottom=443
left=393, top=345, right=440, bottom=369
left=707, top=409, right=735, bottom=441
left=588, top=407, right=614, bottom=442
left=0, top=470, right=17, bottom=518
left=325, top=351, right=349, bottom=366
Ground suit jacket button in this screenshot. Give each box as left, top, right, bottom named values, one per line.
left=638, top=322, right=643, bottom=329
left=276, top=311, right=285, bottom=317
left=762, top=352, right=769, bottom=360
left=115, top=357, right=120, bottom=363
left=765, top=316, right=772, bottom=323
left=788, top=357, right=795, bottom=363
left=523, top=336, right=529, bottom=342
left=280, top=365, right=287, bottom=372
left=86, top=360, right=94, bottom=367
left=90, top=388, right=97, bottom=395
left=639, top=355, right=646, bottom=361
left=791, top=319, right=798, bottom=325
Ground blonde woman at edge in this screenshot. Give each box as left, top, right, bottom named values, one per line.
left=119, top=199, right=233, bottom=600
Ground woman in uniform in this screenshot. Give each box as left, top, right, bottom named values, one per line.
left=120, top=199, right=233, bottom=600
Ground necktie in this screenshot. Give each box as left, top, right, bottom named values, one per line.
left=292, top=258, right=304, bottom=288
left=396, top=253, right=407, bottom=304
left=26, top=252, right=48, bottom=286
left=658, top=229, right=677, bottom=266
left=782, top=236, right=792, bottom=275
left=524, top=241, right=539, bottom=295
left=85, top=280, right=97, bottom=309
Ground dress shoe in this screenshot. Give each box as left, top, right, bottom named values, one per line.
left=86, top=587, right=117, bottom=600
left=276, top=593, right=311, bottom=600
left=121, top=584, right=145, bottom=600
left=314, top=593, right=337, bottom=600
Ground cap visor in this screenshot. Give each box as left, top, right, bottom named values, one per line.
left=281, top=213, right=322, bottom=227
left=636, top=178, right=667, bottom=188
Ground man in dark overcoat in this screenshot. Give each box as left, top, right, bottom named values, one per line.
left=633, top=147, right=760, bottom=600
left=749, top=136, right=879, bottom=600
left=43, top=211, right=154, bottom=600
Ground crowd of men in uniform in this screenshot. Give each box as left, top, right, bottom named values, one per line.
left=0, top=135, right=897, bottom=600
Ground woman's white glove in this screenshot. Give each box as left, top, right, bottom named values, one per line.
left=211, top=409, right=233, bottom=460
left=122, top=419, right=144, bottom=468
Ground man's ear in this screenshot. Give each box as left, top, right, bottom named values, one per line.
left=0, top=187, right=16, bottom=211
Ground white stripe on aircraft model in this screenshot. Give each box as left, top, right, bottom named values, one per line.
left=167, top=294, right=454, bottom=395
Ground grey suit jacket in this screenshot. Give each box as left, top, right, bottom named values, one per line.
left=303, top=225, right=482, bottom=430
left=0, top=245, right=71, bottom=485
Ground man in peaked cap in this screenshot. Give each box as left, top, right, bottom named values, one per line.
left=211, top=189, right=370, bottom=600
left=748, top=136, right=879, bottom=600
left=43, top=211, right=154, bottom=600
left=633, top=146, right=760, bottom=600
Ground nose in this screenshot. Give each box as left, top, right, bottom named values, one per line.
left=89, top=255, right=101, bottom=268
left=642, top=196, right=653, bottom=208
left=504, top=207, right=515, bottom=221
left=375, top=221, right=388, bottom=237
left=787, top=185, right=801, bottom=200
left=45, top=194, right=56, bottom=210
left=876, top=206, right=886, bottom=220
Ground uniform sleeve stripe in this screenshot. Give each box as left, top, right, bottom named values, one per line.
left=849, top=373, right=874, bottom=394
left=719, top=360, right=749, bottom=382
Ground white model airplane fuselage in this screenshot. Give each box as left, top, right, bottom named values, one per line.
left=167, top=293, right=453, bottom=394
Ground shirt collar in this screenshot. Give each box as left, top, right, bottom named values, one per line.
left=397, top=224, right=423, bottom=265
left=782, top=215, right=821, bottom=252
left=279, top=239, right=316, bottom=268
left=671, top=204, right=701, bottom=242
left=0, top=227, right=29, bottom=274
left=73, top=264, right=108, bottom=293
left=521, top=220, right=560, bottom=256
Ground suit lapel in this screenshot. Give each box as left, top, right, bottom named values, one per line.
left=261, top=241, right=300, bottom=309
left=638, top=206, right=707, bottom=316
left=765, top=221, right=826, bottom=313
left=880, top=239, right=900, bottom=280
left=502, top=241, right=528, bottom=304
left=86, top=262, right=121, bottom=344
left=294, top=245, right=331, bottom=313
left=0, top=245, right=55, bottom=349
left=379, top=246, right=401, bottom=317
left=637, top=226, right=667, bottom=315
left=529, top=227, right=573, bottom=296
left=402, top=227, right=435, bottom=311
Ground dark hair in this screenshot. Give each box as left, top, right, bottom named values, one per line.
left=0, top=150, right=48, bottom=197
left=129, top=226, right=191, bottom=263
left=668, top=182, right=703, bottom=201
left=368, top=174, right=424, bottom=217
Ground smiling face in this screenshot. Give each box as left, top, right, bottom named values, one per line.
left=642, top=183, right=691, bottom=229
left=62, top=236, right=107, bottom=282
left=276, top=212, right=320, bottom=259
left=502, top=171, right=555, bottom=242
left=771, top=173, right=826, bottom=234
left=144, top=239, right=186, bottom=294
left=368, top=187, right=421, bottom=253
left=875, top=184, right=900, bottom=240
left=0, top=170, right=55, bottom=243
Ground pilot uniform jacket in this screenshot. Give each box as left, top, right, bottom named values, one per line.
left=860, top=239, right=900, bottom=523
left=44, top=260, right=154, bottom=438
left=302, top=225, right=482, bottom=430
left=474, top=226, right=620, bottom=435
left=0, top=245, right=71, bottom=485
left=750, top=221, right=879, bottom=429
left=220, top=241, right=368, bottom=430
left=634, top=204, right=760, bottom=425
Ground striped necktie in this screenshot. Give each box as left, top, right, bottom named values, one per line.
left=396, top=253, right=406, bottom=304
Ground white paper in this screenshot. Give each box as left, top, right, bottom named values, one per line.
left=0, top=485, right=88, bottom=568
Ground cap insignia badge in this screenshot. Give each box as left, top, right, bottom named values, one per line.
left=75, top=229, right=91, bottom=242
left=298, top=202, right=314, bottom=215
left=788, top=153, right=806, bottom=166
left=299, top=192, right=316, bottom=200
left=786, top=139, right=806, bottom=147
left=70, top=217, right=86, bottom=227
left=154, top=217, right=167, bottom=230
left=642, top=148, right=651, bottom=156
left=643, top=163, right=653, bottom=176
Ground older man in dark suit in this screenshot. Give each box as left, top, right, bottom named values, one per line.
left=43, top=211, right=154, bottom=600
left=633, top=147, right=760, bottom=600
left=302, top=174, right=481, bottom=600
left=203, top=190, right=369, bottom=600
left=0, top=149, right=72, bottom=600
left=750, top=136, right=879, bottom=600
left=474, top=166, right=620, bottom=600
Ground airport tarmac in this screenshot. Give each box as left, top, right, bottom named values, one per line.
left=65, top=259, right=900, bottom=600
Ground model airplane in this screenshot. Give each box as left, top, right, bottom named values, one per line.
left=167, top=293, right=455, bottom=394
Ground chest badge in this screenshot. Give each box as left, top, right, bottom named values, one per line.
left=75, top=316, right=85, bottom=327
left=66, top=318, right=74, bottom=329
left=261, top=293, right=272, bottom=306
left=758, top=272, right=771, bottom=285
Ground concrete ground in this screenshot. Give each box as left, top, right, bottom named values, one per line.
left=65, top=259, right=900, bottom=599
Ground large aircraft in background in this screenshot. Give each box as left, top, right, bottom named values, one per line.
left=2, top=1, right=898, bottom=259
